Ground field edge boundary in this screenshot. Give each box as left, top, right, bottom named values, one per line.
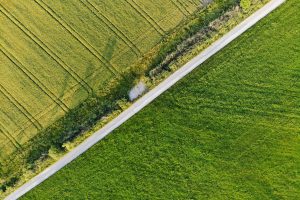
left=5, top=0, right=286, bottom=199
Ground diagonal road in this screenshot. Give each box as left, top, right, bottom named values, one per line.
left=5, top=0, right=285, bottom=199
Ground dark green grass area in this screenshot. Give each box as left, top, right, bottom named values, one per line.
left=23, top=0, right=300, bottom=199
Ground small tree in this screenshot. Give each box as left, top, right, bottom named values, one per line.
left=240, top=0, right=251, bottom=12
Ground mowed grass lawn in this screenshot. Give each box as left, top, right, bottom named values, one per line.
left=24, top=0, right=300, bottom=199
left=0, top=0, right=198, bottom=160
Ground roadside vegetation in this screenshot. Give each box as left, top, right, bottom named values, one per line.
left=0, top=0, right=199, bottom=194
left=0, top=0, right=198, bottom=162
left=21, top=0, right=300, bottom=199
left=1, top=0, right=273, bottom=197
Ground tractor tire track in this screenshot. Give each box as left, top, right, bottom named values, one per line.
left=0, top=108, right=29, bottom=146
left=0, top=84, right=42, bottom=130
left=5, top=67, right=106, bottom=140
left=80, top=0, right=141, bottom=56
left=0, top=124, right=22, bottom=151
left=0, top=109, right=24, bottom=133
left=0, top=45, right=69, bottom=112
left=34, top=0, right=120, bottom=77
left=0, top=4, right=93, bottom=95
left=124, top=0, right=165, bottom=36
left=176, top=0, right=192, bottom=14
left=188, top=0, right=198, bottom=7
left=170, top=0, right=190, bottom=16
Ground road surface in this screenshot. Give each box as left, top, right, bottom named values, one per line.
left=5, top=0, right=285, bottom=199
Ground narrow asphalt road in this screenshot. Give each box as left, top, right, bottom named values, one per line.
left=5, top=0, right=285, bottom=199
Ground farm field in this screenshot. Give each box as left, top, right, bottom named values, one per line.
left=0, top=0, right=199, bottom=161
left=23, top=0, right=300, bottom=199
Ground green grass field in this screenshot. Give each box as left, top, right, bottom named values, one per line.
left=23, top=0, right=300, bottom=199
left=0, top=0, right=199, bottom=161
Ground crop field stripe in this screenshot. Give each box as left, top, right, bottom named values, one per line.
left=176, top=0, right=193, bottom=14
left=0, top=109, right=29, bottom=145
left=0, top=124, right=22, bottom=150
left=117, top=4, right=183, bottom=53
left=169, top=0, right=187, bottom=16
left=128, top=0, right=165, bottom=35
left=124, top=0, right=165, bottom=36
left=188, top=0, right=198, bottom=7
left=15, top=66, right=103, bottom=135
left=111, top=7, right=183, bottom=60
left=80, top=0, right=141, bottom=56
left=82, top=0, right=141, bottom=55
left=0, top=148, right=5, bottom=161
left=0, top=4, right=93, bottom=95
left=170, top=0, right=190, bottom=16
left=0, top=84, right=42, bottom=130
left=0, top=46, right=70, bottom=112
left=14, top=62, right=115, bottom=137
left=0, top=79, right=82, bottom=140
left=0, top=122, right=21, bottom=148
left=0, top=109, right=24, bottom=134
left=177, top=0, right=193, bottom=14
left=182, top=0, right=197, bottom=8
left=189, top=0, right=200, bottom=13
left=0, top=84, right=43, bottom=131
left=12, top=64, right=106, bottom=136
left=33, top=0, right=120, bottom=77
left=13, top=103, right=59, bottom=139
left=10, top=54, right=117, bottom=143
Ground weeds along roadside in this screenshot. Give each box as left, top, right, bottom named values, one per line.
left=0, top=0, right=269, bottom=197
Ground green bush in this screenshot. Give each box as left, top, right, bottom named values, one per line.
left=240, top=0, right=251, bottom=11
left=0, top=177, right=19, bottom=192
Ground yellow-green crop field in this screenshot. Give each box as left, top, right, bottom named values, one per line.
left=0, top=0, right=199, bottom=161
